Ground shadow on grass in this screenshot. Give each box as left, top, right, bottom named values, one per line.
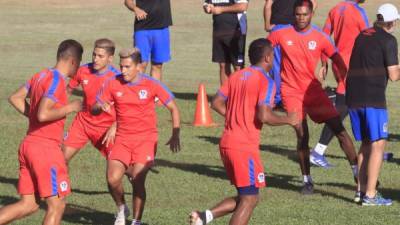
left=0, top=176, right=18, bottom=188
left=388, top=133, right=400, bottom=142
left=172, top=91, right=212, bottom=102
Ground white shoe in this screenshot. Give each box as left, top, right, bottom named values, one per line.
left=114, top=204, right=130, bottom=225
left=189, top=211, right=205, bottom=225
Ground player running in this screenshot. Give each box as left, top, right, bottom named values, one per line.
left=310, top=0, right=369, bottom=168
left=62, top=39, right=130, bottom=224
left=267, top=0, right=358, bottom=194
left=93, top=48, right=181, bottom=225
left=189, top=38, right=296, bottom=225
left=0, top=40, right=83, bottom=225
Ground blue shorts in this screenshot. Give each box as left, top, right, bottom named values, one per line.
left=134, top=27, right=171, bottom=63
left=349, top=107, right=388, bottom=142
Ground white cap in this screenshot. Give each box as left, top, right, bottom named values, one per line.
left=377, top=3, right=400, bottom=22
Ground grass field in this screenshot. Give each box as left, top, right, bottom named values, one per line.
left=1, top=0, right=400, bottom=224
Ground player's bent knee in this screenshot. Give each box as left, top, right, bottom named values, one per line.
left=326, top=117, right=345, bottom=135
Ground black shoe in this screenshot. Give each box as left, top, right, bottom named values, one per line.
left=301, top=182, right=314, bottom=195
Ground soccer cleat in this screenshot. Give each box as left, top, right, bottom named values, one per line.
left=354, top=191, right=364, bottom=203
left=189, top=211, right=205, bottom=225
left=362, top=193, right=392, bottom=206
left=114, top=204, right=130, bottom=225
left=310, top=150, right=333, bottom=168
left=301, top=182, right=314, bottom=195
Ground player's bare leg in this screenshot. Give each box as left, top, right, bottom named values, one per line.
left=150, top=63, right=163, bottom=81
left=229, top=195, right=259, bottom=225
left=107, top=160, right=127, bottom=209
left=128, top=163, right=150, bottom=223
left=365, top=139, right=385, bottom=198
left=43, top=195, right=66, bottom=225
left=219, top=62, right=231, bottom=85
left=0, top=194, right=39, bottom=224
left=62, top=145, right=80, bottom=163
left=138, top=62, right=148, bottom=74
left=358, top=141, right=371, bottom=193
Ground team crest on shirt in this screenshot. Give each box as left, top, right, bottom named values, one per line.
left=139, top=90, right=148, bottom=100
left=116, top=91, right=123, bottom=97
left=308, top=41, right=317, bottom=50
left=83, top=79, right=89, bottom=85
left=258, top=173, right=265, bottom=183
left=60, top=181, right=68, bottom=192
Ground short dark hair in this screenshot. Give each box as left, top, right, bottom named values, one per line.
left=94, top=38, right=115, bottom=55
left=294, top=0, right=313, bottom=12
left=57, top=39, right=84, bottom=61
left=119, top=47, right=142, bottom=64
left=248, top=38, right=273, bottom=65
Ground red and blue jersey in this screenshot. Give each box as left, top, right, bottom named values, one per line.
left=218, top=66, right=275, bottom=150
left=68, top=63, right=119, bottom=128
left=268, top=24, right=338, bottom=94
left=96, top=74, right=174, bottom=142
left=323, top=1, right=369, bottom=94
left=24, top=68, right=68, bottom=144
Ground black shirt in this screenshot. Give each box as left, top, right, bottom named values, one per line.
left=346, top=26, right=398, bottom=108
left=134, top=0, right=172, bottom=31
left=271, top=0, right=296, bottom=25
left=205, top=0, right=249, bottom=35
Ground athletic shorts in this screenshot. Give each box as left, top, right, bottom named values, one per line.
left=18, top=136, right=71, bottom=198
left=349, top=107, right=388, bottom=142
left=134, top=27, right=171, bottom=63
left=63, top=116, right=112, bottom=158
left=212, top=30, right=245, bottom=67
left=108, top=140, right=157, bottom=167
left=219, top=147, right=266, bottom=188
left=281, top=85, right=339, bottom=123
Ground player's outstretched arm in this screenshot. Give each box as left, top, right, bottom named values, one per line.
left=8, top=86, right=30, bottom=117
left=165, top=100, right=181, bottom=153
left=211, top=94, right=226, bottom=117
left=257, top=105, right=297, bottom=126
left=330, top=53, right=348, bottom=82
left=264, top=0, right=275, bottom=32
left=37, top=98, right=82, bottom=122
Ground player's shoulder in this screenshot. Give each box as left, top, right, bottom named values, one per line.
left=270, top=24, right=293, bottom=34
left=311, top=25, right=333, bottom=40
left=108, top=65, right=120, bottom=75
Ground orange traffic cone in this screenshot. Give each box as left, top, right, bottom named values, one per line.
left=193, top=83, right=216, bottom=127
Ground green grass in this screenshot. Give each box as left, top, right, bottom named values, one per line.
left=1, top=0, right=400, bottom=224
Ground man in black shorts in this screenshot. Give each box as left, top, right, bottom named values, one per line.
left=203, top=0, right=249, bottom=85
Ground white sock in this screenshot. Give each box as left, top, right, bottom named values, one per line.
left=351, top=165, right=358, bottom=177
left=118, top=204, right=126, bottom=212
left=132, top=219, right=141, bottom=225
left=314, top=143, right=327, bottom=155
left=303, top=175, right=313, bottom=183
left=205, top=210, right=213, bottom=224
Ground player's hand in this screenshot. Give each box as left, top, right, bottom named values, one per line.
left=166, top=128, right=180, bottom=153
left=134, top=7, right=147, bottom=20
left=101, top=101, right=114, bottom=113
left=210, top=5, right=222, bottom=15
left=102, top=122, right=116, bottom=147
left=318, top=64, right=328, bottom=81
left=68, top=99, right=82, bottom=113
left=203, top=3, right=212, bottom=14
left=287, top=111, right=299, bottom=126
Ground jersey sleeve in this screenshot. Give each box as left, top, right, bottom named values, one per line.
left=267, top=30, right=280, bottom=47
left=258, top=77, right=275, bottom=107
left=322, top=13, right=333, bottom=36
left=43, top=73, right=64, bottom=103
left=96, top=78, right=115, bottom=105
left=383, top=36, right=399, bottom=67
left=321, top=34, right=338, bottom=58
left=153, top=81, right=175, bottom=106
left=217, top=80, right=229, bottom=101
left=68, top=67, right=82, bottom=89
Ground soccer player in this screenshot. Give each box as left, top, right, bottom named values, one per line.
left=310, top=0, right=369, bottom=168
left=124, top=0, right=172, bottom=81
left=0, top=39, right=83, bottom=225
left=62, top=39, right=130, bottom=224
left=189, top=38, right=297, bottom=225
left=93, top=48, right=180, bottom=225
left=263, top=0, right=317, bottom=106
left=203, top=0, right=248, bottom=85
left=267, top=0, right=358, bottom=194
left=346, top=3, right=400, bottom=205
